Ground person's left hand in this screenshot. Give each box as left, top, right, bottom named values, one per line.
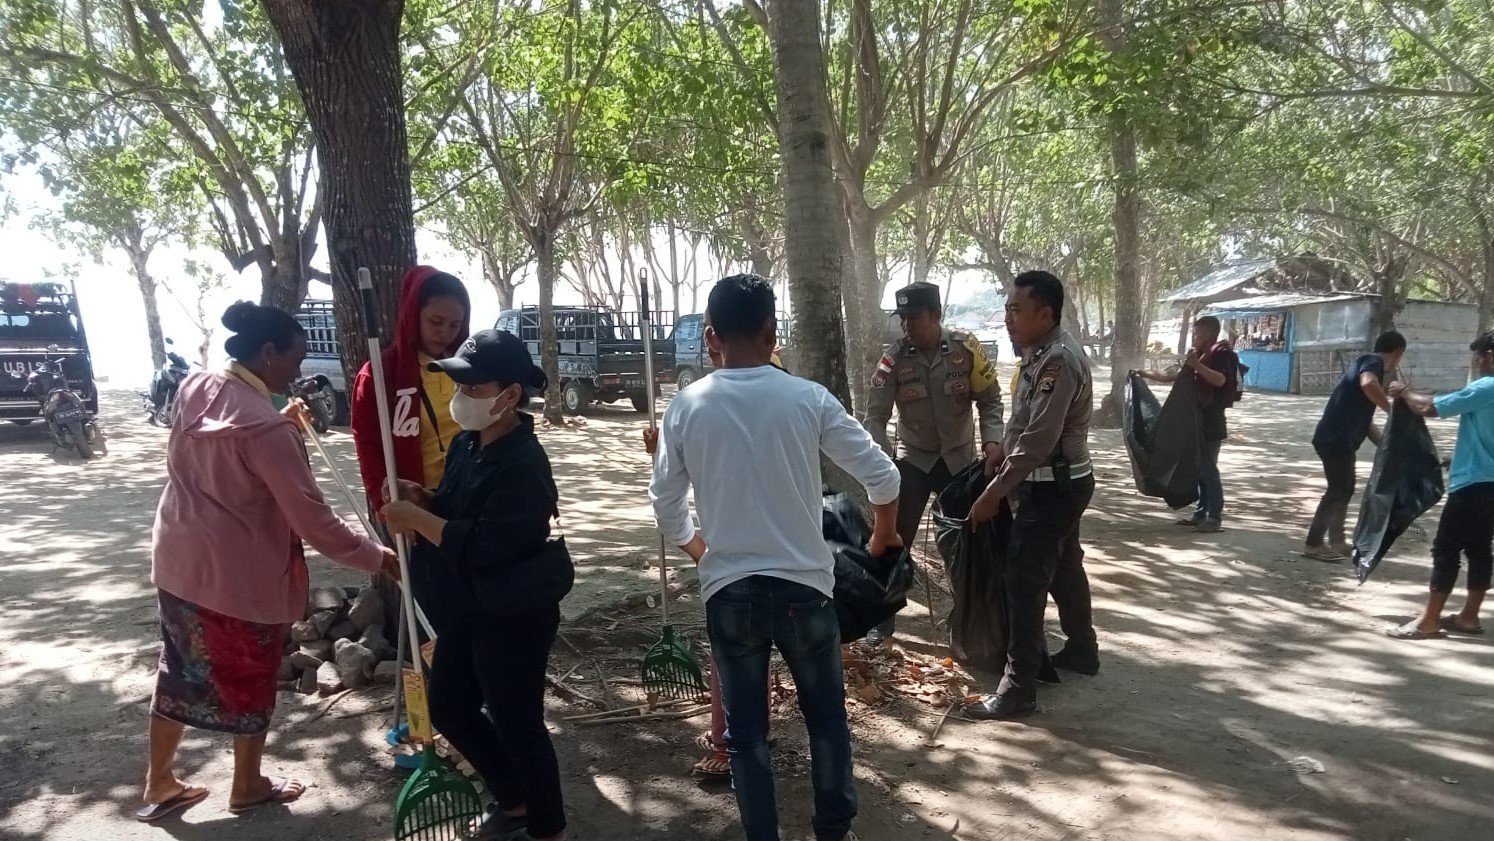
left=281, top=399, right=312, bottom=431
left=378, top=547, right=402, bottom=581
left=969, top=487, right=1001, bottom=528
left=1388, top=382, right=1408, bottom=399
left=380, top=500, right=422, bottom=536
left=983, top=442, right=1005, bottom=478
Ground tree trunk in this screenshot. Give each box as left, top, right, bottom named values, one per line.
left=768, top=0, right=863, bottom=501
left=668, top=219, right=681, bottom=321
left=1095, top=0, right=1143, bottom=428
left=844, top=208, right=884, bottom=413
left=1472, top=196, right=1494, bottom=330
left=481, top=246, right=518, bottom=311
left=259, top=259, right=306, bottom=314
left=534, top=229, right=565, bottom=425
left=260, top=0, right=416, bottom=392
left=120, top=228, right=167, bottom=370
left=765, top=0, right=851, bottom=408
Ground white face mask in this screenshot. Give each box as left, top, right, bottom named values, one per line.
left=449, top=390, right=509, bottom=431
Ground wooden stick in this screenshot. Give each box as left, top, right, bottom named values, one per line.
left=546, top=675, right=605, bottom=708
left=561, top=697, right=697, bottom=722
left=594, top=659, right=616, bottom=711
left=305, top=687, right=357, bottom=725
left=930, top=702, right=956, bottom=742
left=575, top=705, right=710, bottom=726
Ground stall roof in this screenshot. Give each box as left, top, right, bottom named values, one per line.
left=1203, top=291, right=1366, bottom=319
left=1162, top=259, right=1276, bottom=303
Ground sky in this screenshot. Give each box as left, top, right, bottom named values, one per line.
left=1, top=162, right=1006, bottom=391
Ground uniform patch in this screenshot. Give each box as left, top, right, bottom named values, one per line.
left=951, top=352, right=966, bottom=366
left=872, top=354, right=893, bottom=388
left=1037, top=358, right=1063, bottom=393
left=872, top=371, right=889, bottom=387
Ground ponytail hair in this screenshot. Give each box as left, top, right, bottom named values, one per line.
left=222, top=301, right=304, bottom=361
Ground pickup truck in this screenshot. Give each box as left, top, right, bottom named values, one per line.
left=495, top=306, right=673, bottom=415
left=1, top=281, right=97, bottom=424
left=292, top=299, right=349, bottom=424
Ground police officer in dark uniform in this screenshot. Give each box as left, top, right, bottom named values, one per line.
left=863, top=281, right=1004, bottom=645
left=965, top=270, right=1097, bottom=720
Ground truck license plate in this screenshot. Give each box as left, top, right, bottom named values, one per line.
left=54, top=409, right=85, bottom=422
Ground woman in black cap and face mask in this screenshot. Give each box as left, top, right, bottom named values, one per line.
left=382, top=329, right=573, bottom=841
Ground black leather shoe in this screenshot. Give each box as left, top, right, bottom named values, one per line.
left=1037, top=654, right=1062, bottom=685
left=1051, top=645, right=1100, bottom=676
left=963, top=690, right=1037, bottom=720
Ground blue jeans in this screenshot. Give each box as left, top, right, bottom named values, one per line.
left=707, top=575, right=856, bottom=841
left=1195, top=439, right=1224, bottom=521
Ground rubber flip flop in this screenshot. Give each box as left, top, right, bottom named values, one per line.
left=228, top=777, right=305, bottom=814
left=1439, top=615, right=1485, bottom=636
left=692, top=750, right=732, bottom=778
left=1301, top=548, right=1345, bottom=562
left=134, top=785, right=209, bottom=823
left=1385, top=622, right=1445, bottom=640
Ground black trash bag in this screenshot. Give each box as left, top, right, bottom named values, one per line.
left=1352, top=400, right=1444, bottom=583
left=1123, top=371, right=1201, bottom=509
left=825, top=494, right=914, bottom=642
left=932, top=460, right=1010, bottom=674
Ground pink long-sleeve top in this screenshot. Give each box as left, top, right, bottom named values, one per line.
left=151, top=367, right=385, bottom=624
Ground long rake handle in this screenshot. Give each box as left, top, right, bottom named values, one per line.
left=360, top=267, right=429, bottom=685
left=641, top=276, right=670, bottom=627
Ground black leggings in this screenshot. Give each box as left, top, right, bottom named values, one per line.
left=1430, top=483, right=1494, bottom=594
left=427, top=609, right=565, bottom=837
left=1307, top=446, right=1357, bottom=547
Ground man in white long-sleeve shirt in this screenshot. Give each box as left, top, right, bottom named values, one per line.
left=650, top=274, right=900, bottom=841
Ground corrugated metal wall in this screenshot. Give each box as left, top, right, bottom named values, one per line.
left=1394, top=300, right=1478, bottom=392
left=1290, top=300, right=1373, bottom=394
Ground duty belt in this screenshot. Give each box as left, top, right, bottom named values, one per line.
left=1026, top=460, right=1092, bottom=483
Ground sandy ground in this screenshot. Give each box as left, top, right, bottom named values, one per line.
left=0, top=380, right=1490, bottom=841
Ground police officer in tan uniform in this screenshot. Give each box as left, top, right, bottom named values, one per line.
left=966, top=270, right=1096, bottom=720
left=863, top=281, right=1004, bottom=645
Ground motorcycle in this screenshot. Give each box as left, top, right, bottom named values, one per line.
left=25, top=349, right=98, bottom=459
left=142, top=338, right=191, bottom=426
left=291, top=374, right=337, bottom=434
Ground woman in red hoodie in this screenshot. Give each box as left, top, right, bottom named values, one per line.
left=351, top=266, right=473, bottom=516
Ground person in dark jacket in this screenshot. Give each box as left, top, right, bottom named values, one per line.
left=381, top=329, right=572, bottom=841
left=1303, top=331, right=1404, bottom=561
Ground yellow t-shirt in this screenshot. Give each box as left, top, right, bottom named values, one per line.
left=418, top=354, right=463, bottom=489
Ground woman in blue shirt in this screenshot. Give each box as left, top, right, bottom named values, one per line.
left=1387, top=331, right=1494, bottom=639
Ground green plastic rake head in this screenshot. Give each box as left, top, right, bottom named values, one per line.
left=394, top=745, right=485, bottom=841
left=641, top=624, right=708, bottom=700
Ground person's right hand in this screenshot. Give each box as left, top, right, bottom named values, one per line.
left=382, top=479, right=430, bottom=508
left=642, top=427, right=658, bottom=456
left=378, top=547, right=402, bottom=581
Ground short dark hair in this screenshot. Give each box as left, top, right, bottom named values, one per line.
left=707, top=274, right=775, bottom=341
left=1471, top=331, right=1494, bottom=354
left=1194, top=316, right=1221, bottom=334
left=222, top=301, right=304, bottom=360
left=418, top=271, right=471, bottom=313
left=1013, top=270, right=1064, bottom=322
left=1374, top=330, right=1407, bottom=354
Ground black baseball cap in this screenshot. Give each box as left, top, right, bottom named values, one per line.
left=428, top=329, right=547, bottom=389
left=893, top=282, right=942, bottom=316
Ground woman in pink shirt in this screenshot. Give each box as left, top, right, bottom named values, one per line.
left=137, top=302, right=397, bottom=823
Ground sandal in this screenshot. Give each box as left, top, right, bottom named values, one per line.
left=692, top=750, right=732, bottom=778
left=134, top=785, right=209, bottom=823
left=1385, top=621, right=1445, bottom=640
left=1301, top=546, right=1345, bottom=562
left=1439, top=615, right=1485, bottom=636
left=228, top=777, right=306, bottom=813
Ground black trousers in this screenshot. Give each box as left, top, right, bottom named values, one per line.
left=876, top=459, right=957, bottom=635
left=1430, top=482, right=1494, bottom=594
left=427, top=608, right=566, bottom=837
left=1307, top=445, right=1357, bottom=548
left=1003, top=475, right=1096, bottom=692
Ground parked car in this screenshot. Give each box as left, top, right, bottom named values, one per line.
left=1, top=281, right=98, bottom=426
left=495, top=306, right=674, bottom=414
left=292, top=299, right=349, bottom=425
left=670, top=311, right=797, bottom=388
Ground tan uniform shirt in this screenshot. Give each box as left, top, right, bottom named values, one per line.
left=990, top=326, right=1092, bottom=500
left=863, top=329, right=1004, bottom=474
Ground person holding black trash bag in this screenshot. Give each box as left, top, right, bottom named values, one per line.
left=381, top=329, right=573, bottom=841
left=1384, top=330, right=1494, bottom=641
left=1303, top=330, right=1404, bottom=562
left=861, top=281, right=1004, bottom=647
left=964, top=270, right=1096, bottom=720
